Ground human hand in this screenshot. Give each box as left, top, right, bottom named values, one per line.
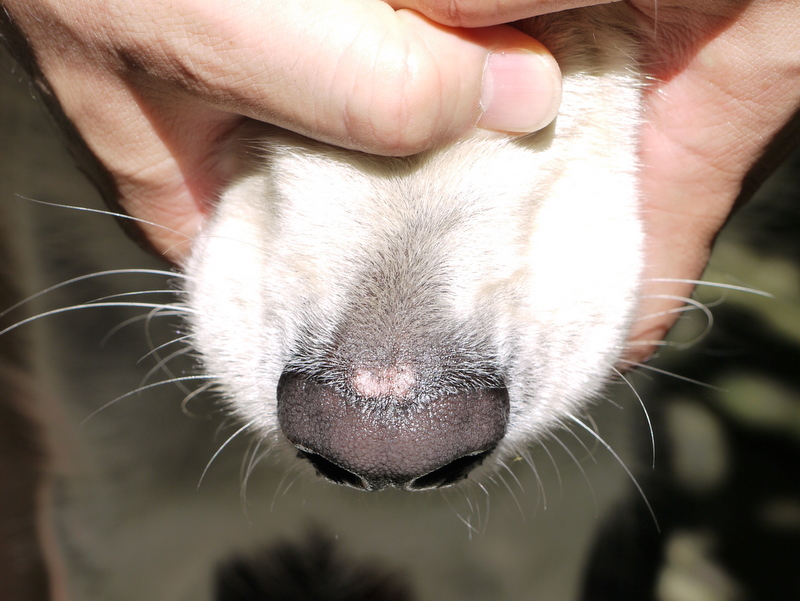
left=1, top=0, right=562, bottom=260
left=623, top=0, right=800, bottom=360
left=392, top=0, right=800, bottom=362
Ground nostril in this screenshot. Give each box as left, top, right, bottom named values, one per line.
left=298, top=447, right=493, bottom=492
left=296, top=450, right=371, bottom=490
left=277, top=371, right=509, bottom=490
left=408, top=450, right=493, bottom=491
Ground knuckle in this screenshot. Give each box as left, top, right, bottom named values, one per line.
left=344, top=45, right=451, bottom=156
left=424, top=0, right=493, bottom=27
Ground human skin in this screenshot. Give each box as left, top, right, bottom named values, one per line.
left=2, top=0, right=800, bottom=363
left=0, top=0, right=563, bottom=254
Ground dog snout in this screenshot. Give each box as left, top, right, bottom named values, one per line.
left=277, top=371, right=509, bottom=491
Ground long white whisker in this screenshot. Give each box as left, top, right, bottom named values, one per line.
left=611, top=367, right=655, bottom=468
left=140, top=345, right=194, bottom=387
left=475, top=479, right=493, bottom=535
left=0, top=268, right=182, bottom=319
left=464, top=495, right=480, bottom=537
left=90, top=289, right=186, bottom=304
left=444, top=493, right=481, bottom=536
left=636, top=294, right=714, bottom=328
left=102, top=312, right=169, bottom=346
left=449, top=481, right=491, bottom=537
left=138, top=335, right=193, bottom=365
left=242, top=439, right=274, bottom=504
left=15, top=195, right=191, bottom=242
left=619, top=360, right=722, bottom=390
left=476, top=482, right=491, bottom=531
left=98, top=301, right=183, bottom=354
left=550, top=432, right=598, bottom=515
left=560, top=418, right=598, bottom=462
left=198, top=421, right=255, bottom=489
left=141, top=306, right=197, bottom=394
left=15, top=196, right=269, bottom=258
left=517, top=449, right=547, bottom=510
left=271, top=468, right=305, bottom=512
left=646, top=278, right=773, bottom=298
left=496, top=462, right=526, bottom=519
left=0, top=302, right=195, bottom=337
left=240, top=437, right=264, bottom=512
left=499, top=459, right=525, bottom=493
left=180, top=380, right=216, bottom=417
left=568, top=415, right=659, bottom=530
left=80, top=375, right=212, bottom=425
left=533, top=443, right=562, bottom=496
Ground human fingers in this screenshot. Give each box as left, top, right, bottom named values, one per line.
left=84, top=0, right=561, bottom=156
left=2, top=0, right=562, bottom=260
left=385, top=0, right=620, bottom=27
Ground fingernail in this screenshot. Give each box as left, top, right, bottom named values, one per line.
left=478, top=49, right=562, bottom=133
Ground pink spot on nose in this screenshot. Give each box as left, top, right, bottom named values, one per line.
left=352, top=366, right=417, bottom=398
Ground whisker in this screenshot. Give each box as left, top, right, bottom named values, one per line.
left=517, top=448, right=547, bottom=511
left=240, top=437, right=265, bottom=511
left=447, top=481, right=490, bottom=538
left=474, top=482, right=492, bottom=534
left=499, top=458, right=525, bottom=494
left=102, top=312, right=166, bottom=347
left=90, top=289, right=185, bottom=304
left=15, top=195, right=192, bottom=243
left=15, top=196, right=270, bottom=259
left=180, top=380, right=216, bottom=417
left=242, top=439, right=275, bottom=501
left=611, top=367, right=655, bottom=468
left=533, top=443, right=562, bottom=497
left=568, top=415, right=659, bottom=531
left=80, top=375, right=213, bottom=425
left=270, top=468, right=304, bottom=513
left=268, top=466, right=292, bottom=513
left=99, top=303, right=185, bottom=362
left=561, top=417, right=599, bottom=462
left=465, top=497, right=480, bottom=538
left=0, top=302, right=195, bottom=337
left=646, top=278, right=773, bottom=298
left=0, top=268, right=182, bottom=319
left=198, top=420, right=255, bottom=489
left=549, top=432, right=598, bottom=516
left=138, top=334, right=193, bottom=365
left=140, top=345, right=194, bottom=387
left=619, top=360, right=722, bottom=390
left=496, top=462, right=526, bottom=520
left=445, top=494, right=481, bottom=537
left=138, top=305, right=196, bottom=393
left=627, top=337, right=700, bottom=350
left=636, top=294, right=713, bottom=326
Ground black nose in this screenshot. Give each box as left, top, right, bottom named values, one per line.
left=277, top=372, right=509, bottom=491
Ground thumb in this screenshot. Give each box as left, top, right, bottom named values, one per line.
left=245, top=5, right=564, bottom=155
left=126, top=1, right=562, bottom=156
left=2, top=0, right=561, bottom=259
